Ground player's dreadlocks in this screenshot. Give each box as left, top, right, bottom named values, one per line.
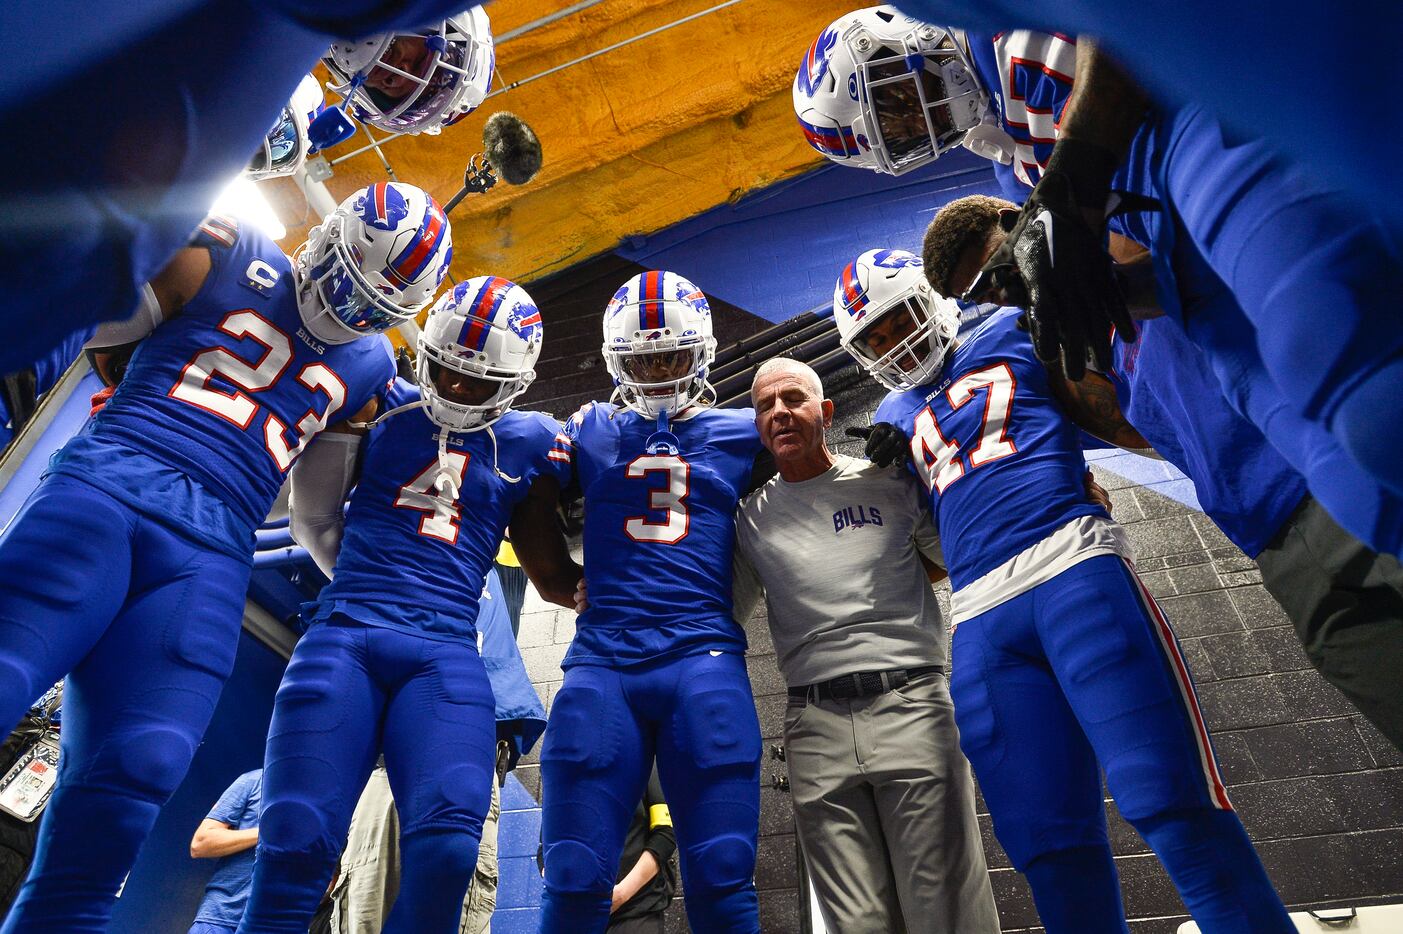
left=921, top=194, right=1016, bottom=297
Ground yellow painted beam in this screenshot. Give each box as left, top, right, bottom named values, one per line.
left=271, top=0, right=853, bottom=285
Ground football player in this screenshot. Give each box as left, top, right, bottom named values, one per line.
left=243, top=74, right=325, bottom=183
left=929, top=193, right=1403, bottom=750
left=0, top=181, right=450, bottom=933
left=0, top=4, right=490, bottom=377
left=539, top=271, right=763, bottom=934
left=795, top=7, right=1403, bottom=502
left=834, top=249, right=1293, bottom=934
left=321, top=6, right=494, bottom=136
left=235, top=277, right=576, bottom=934
left=872, top=0, right=1394, bottom=236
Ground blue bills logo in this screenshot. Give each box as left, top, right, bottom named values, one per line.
left=356, top=182, right=410, bottom=231
left=508, top=302, right=543, bottom=342
left=680, top=289, right=710, bottom=317
left=833, top=505, right=883, bottom=533
left=871, top=249, right=921, bottom=270
left=796, top=27, right=838, bottom=97
left=605, top=284, right=631, bottom=320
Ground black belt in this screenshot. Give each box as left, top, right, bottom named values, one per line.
left=788, top=665, right=944, bottom=705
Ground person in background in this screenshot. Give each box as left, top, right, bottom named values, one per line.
left=539, top=767, right=677, bottom=934
left=607, top=768, right=677, bottom=934
left=493, top=538, right=529, bottom=638
left=188, top=770, right=263, bottom=934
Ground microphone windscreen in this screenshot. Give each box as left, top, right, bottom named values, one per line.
left=482, top=111, right=543, bottom=186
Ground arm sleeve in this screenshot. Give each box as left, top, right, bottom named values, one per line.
left=207, top=772, right=255, bottom=825
left=731, top=503, right=764, bottom=624
left=83, top=283, right=163, bottom=350
left=288, top=432, right=363, bottom=576
left=641, top=768, right=676, bottom=864
left=907, top=474, right=945, bottom=567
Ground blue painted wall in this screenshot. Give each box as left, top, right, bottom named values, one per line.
left=615, top=149, right=1005, bottom=323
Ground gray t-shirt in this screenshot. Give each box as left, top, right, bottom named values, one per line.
left=733, top=454, right=946, bottom=687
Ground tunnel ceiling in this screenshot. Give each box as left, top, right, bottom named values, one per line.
left=262, top=0, right=856, bottom=285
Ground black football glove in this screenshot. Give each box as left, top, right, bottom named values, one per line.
left=964, top=139, right=1135, bottom=381
left=846, top=423, right=909, bottom=468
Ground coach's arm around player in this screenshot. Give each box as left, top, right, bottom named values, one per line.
left=730, top=358, right=1001, bottom=934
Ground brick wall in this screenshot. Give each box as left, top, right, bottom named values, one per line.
left=515, top=365, right=1403, bottom=932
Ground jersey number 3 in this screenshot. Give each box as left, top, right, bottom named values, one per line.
left=624, top=454, right=691, bottom=544
left=911, top=363, right=1018, bottom=494
left=169, top=310, right=347, bottom=471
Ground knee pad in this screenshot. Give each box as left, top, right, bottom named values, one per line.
left=106, top=724, right=196, bottom=801
left=258, top=799, right=340, bottom=860
left=543, top=839, right=614, bottom=895
left=401, top=826, right=480, bottom=880
left=685, top=833, right=756, bottom=892
left=403, top=762, right=491, bottom=835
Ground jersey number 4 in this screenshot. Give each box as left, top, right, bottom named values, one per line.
left=624, top=454, right=691, bottom=544
left=169, top=310, right=347, bottom=471
left=395, top=453, right=471, bottom=544
left=911, top=363, right=1018, bottom=494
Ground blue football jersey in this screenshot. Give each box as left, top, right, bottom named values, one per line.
left=51, top=217, right=395, bottom=552
left=1111, top=319, right=1306, bottom=558
left=560, top=403, right=762, bottom=667
left=876, top=307, right=1106, bottom=590
left=963, top=28, right=1159, bottom=235
left=896, top=0, right=1395, bottom=238
left=309, top=380, right=566, bottom=642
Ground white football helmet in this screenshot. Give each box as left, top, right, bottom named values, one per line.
left=602, top=271, right=717, bottom=419
left=323, top=6, right=494, bottom=135
left=245, top=75, right=323, bottom=181
left=793, top=6, right=987, bottom=175
left=416, top=276, right=542, bottom=431
left=832, top=249, right=960, bottom=391
left=295, top=181, right=453, bottom=345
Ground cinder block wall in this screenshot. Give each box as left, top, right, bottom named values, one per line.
left=515, top=369, right=1403, bottom=933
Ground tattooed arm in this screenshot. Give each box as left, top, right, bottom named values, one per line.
left=1048, top=367, right=1151, bottom=450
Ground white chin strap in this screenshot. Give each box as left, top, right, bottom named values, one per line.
left=434, top=430, right=463, bottom=501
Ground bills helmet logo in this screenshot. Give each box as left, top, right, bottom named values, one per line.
left=796, top=27, right=838, bottom=97
left=837, top=260, right=869, bottom=320
left=508, top=301, right=543, bottom=342
left=680, top=289, right=711, bottom=317
left=356, top=182, right=410, bottom=231
left=605, top=284, right=631, bottom=320
left=871, top=249, right=921, bottom=270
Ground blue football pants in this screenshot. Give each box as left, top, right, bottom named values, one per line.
left=539, top=650, right=761, bottom=934
left=0, top=474, right=251, bottom=934
left=1154, top=104, right=1403, bottom=497
left=950, top=555, right=1292, bottom=934
left=236, top=618, right=496, bottom=934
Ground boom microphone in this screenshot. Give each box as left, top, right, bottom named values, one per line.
left=443, top=112, right=543, bottom=214
left=483, top=112, right=543, bottom=186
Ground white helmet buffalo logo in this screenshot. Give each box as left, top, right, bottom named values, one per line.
left=796, top=27, right=838, bottom=97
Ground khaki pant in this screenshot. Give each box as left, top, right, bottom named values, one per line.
left=329, top=766, right=500, bottom=934
left=784, top=670, right=1000, bottom=934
